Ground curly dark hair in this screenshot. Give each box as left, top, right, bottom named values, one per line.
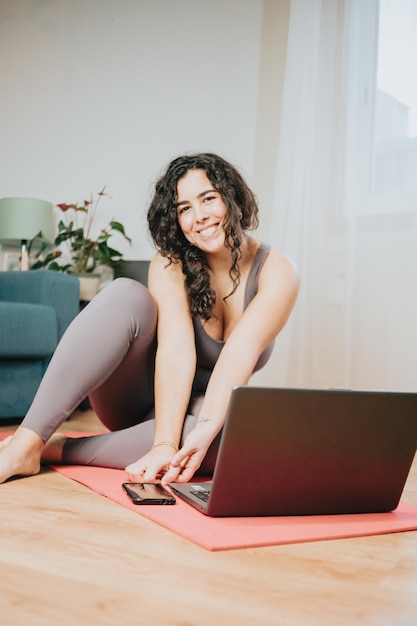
left=147, top=153, right=259, bottom=320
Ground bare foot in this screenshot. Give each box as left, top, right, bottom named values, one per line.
left=0, top=435, right=13, bottom=450
left=41, top=433, right=68, bottom=465
left=0, top=427, right=44, bottom=484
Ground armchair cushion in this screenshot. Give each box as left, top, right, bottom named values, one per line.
left=0, top=302, right=57, bottom=357
left=0, top=270, right=80, bottom=420
left=0, top=270, right=79, bottom=338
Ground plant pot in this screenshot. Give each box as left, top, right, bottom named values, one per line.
left=75, top=273, right=101, bottom=302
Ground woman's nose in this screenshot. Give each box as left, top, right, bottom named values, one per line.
left=193, top=204, right=209, bottom=222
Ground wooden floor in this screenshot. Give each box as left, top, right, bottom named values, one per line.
left=1, top=411, right=417, bottom=626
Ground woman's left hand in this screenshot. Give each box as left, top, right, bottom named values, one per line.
left=125, top=445, right=175, bottom=483
left=161, top=422, right=214, bottom=485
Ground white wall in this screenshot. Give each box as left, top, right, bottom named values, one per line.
left=2, top=0, right=415, bottom=394
left=0, top=0, right=262, bottom=259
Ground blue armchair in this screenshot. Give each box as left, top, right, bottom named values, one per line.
left=0, top=270, right=80, bottom=421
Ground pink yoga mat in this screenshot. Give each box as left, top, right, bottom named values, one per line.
left=52, top=464, right=417, bottom=551
left=2, top=432, right=417, bottom=551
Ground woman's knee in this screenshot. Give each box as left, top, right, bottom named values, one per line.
left=104, top=278, right=155, bottom=312
left=90, top=278, right=157, bottom=337
left=113, top=278, right=157, bottom=336
left=108, top=277, right=150, bottom=300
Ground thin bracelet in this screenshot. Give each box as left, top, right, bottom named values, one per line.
left=151, top=441, right=179, bottom=453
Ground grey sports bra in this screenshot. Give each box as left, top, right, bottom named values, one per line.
left=192, top=242, right=274, bottom=384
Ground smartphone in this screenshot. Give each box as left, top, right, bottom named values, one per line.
left=122, top=482, right=176, bottom=505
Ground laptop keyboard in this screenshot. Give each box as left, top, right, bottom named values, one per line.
left=190, top=486, right=211, bottom=503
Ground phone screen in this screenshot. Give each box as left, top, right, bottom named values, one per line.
left=122, top=482, right=176, bottom=505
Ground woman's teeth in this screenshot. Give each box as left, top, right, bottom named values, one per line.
left=199, top=225, right=217, bottom=237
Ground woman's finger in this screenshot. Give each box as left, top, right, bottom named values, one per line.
left=173, top=465, right=196, bottom=483
left=126, top=456, right=149, bottom=471
left=125, top=468, right=145, bottom=481
left=169, top=448, right=189, bottom=468
left=161, top=463, right=182, bottom=485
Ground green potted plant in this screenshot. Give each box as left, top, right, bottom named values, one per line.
left=29, top=187, right=131, bottom=300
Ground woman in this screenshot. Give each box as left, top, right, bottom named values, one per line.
left=0, top=153, right=299, bottom=485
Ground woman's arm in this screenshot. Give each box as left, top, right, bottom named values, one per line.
left=162, top=249, right=300, bottom=484
left=125, top=253, right=197, bottom=481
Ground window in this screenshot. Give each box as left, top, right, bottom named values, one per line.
left=345, top=0, right=417, bottom=215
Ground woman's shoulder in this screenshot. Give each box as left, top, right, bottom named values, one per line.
left=149, top=251, right=182, bottom=274
left=148, top=252, right=186, bottom=295
left=253, top=240, right=300, bottom=289
left=249, top=238, right=297, bottom=270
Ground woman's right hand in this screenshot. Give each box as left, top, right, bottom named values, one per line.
left=161, top=420, right=217, bottom=485
left=125, top=444, right=177, bottom=483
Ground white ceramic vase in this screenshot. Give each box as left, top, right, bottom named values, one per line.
left=76, top=274, right=101, bottom=302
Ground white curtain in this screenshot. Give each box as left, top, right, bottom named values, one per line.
left=264, top=0, right=417, bottom=393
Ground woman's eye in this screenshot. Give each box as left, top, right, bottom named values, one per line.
left=203, top=195, right=216, bottom=203
left=178, top=205, right=190, bottom=215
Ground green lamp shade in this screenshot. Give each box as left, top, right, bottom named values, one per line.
left=0, top=197, right=54, bottom=244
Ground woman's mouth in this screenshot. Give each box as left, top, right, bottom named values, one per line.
left=198, top=224, right=218, bottom=238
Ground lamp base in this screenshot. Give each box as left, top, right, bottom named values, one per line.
left=20, top=244, right=29, bottom=270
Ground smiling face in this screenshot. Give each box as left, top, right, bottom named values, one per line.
left=176, top=169, right=228, bottom=254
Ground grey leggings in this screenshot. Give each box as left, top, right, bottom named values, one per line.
left=21, top=278, right=218, bottom=473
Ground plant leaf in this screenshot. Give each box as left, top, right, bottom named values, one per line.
left=110, top=220, right=132, bottom=243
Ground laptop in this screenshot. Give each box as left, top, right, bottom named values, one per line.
left=170, top=386, right=417, bottom=517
